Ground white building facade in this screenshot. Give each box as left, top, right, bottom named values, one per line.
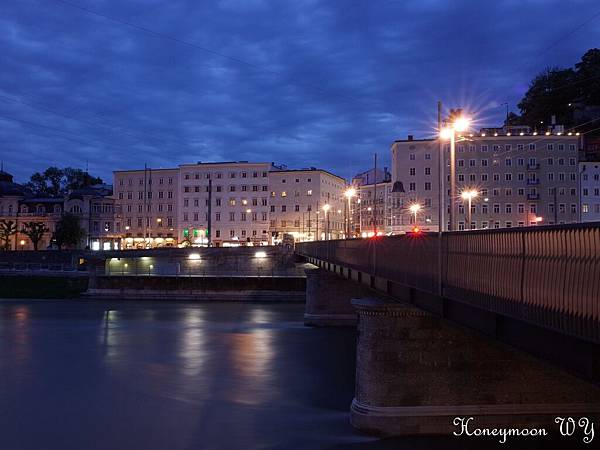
left=113, top=162, right=348, bottom=247
left=391, top=133, right=582, bottom=231
left=113, top=168, right=180, bottom=249
left=268, top=168, right=346, bottom=241
left=179, top=162, right=271, bottom=246
left=580, top=162, right=600, bottom=222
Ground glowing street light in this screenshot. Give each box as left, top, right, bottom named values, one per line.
left=344, top=186, right=356, bottom=239
left=440, top=113, right=471, bottom=231
left=409, top=203, right=422, bottom=224
left=461, top=189, right=478, bottom=230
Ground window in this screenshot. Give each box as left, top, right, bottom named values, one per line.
left=409, top=168, right=416, bottom=176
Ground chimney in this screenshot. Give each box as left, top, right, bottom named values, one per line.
left=407, top=135, right=414, bottom=141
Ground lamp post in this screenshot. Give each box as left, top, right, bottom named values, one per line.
left=440, top=115, right=470, bottom=231
left=20, top=239, right=25, bottom=251
left=322, top=204, right=331, bottom=240
left=344, top=187, right=356, bottom=239
left=409, top=203, right=421, bottom=225
left=461, top=189, right=478, bottom=230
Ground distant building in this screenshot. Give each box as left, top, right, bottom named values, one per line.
left=113, top=162, right=347, bottom=248
left=269, top=168, right=346, bottom=241
left=580, top=162, right=600, bottom=222
left=113, top=168, right=179, bottom=249
left=0, top=170, right=113, bottom=250
left=391, top=131, right=582, bottom=231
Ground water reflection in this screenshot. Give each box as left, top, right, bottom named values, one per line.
left=0, top=301, right=391, bottom=449
left=178, top=308, right=207, bottom=377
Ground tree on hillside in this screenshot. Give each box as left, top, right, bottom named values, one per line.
left=517, top=67, right=576, bottom=129
left=574, top=48, right=600, bottom=105
left=21, top=222, right=49, bottom=251
left=24, top=167, right=103, bottom=197
left=0, top=219, right=17, bottom=251
left=53, top=213, right=86, bottom=250
left=513, top=48, right=600, bottom=130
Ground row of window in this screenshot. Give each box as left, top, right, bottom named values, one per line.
left=441, top=143, right=577, bottom=153
left=183, top=171, right=268, bottom=180
left=454, top=203, right=578, bottom=214
left=182, top=212, right=268, bottom=222
left=118, top=177, right=174, bottom=186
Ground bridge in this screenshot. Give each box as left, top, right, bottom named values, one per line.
left=296, top=223, right=600, bottom=435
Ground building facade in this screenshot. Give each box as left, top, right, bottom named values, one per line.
left=113, top=162, right=348, bottom=247
left=179, top=162, right=271, bottom=246
left=268, top=168, right=346, bottom=241
left=113, top=168, right=179, bottom=249
left=580, top=161, right=600, bottom=222
left=391, top=133, right=582, bottom=231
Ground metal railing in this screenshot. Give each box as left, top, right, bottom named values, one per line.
left=295, top=223, right=600, bottom=343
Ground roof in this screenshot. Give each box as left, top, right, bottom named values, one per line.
left=269, top=168, right=347, bottom=183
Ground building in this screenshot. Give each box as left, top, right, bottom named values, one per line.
left=391, top=132, right=582, bottom=231
left=65, top=185, right=118, bottom=250
left=354, top=181, right=398, bottom=236
left=580, top=161, right=600, bottom=222
left=352, top=167, right=390, bottom=186
left=0, top=170, right=114, bottom=250
left=113, top=168, right=179, bottom=249
left=268, top=168, right=346, bottom=241
left=113, top=162, right=348, bottom=247
left=179, top=161, right=271, bottom=247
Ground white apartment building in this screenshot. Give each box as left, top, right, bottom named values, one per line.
left=113, top=162, right=348, bottom=247
left=391, top=133, right=582, bottom=231
left=178, top=161, right=271, bottom=246
left=353, top=181, right=398, bottom=236
left=580, top=162, right=600, bottom=222
left=113, top=168, right=179, bottom=249
left=268, top=168, right=346, bottom=241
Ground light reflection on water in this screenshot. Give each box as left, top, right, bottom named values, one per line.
left=0, top=300, right=397, bottom=449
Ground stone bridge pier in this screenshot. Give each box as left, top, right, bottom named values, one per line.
left=304, top=264, right=600, bottom=436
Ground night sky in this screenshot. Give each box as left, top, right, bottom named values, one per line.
left=1, top=0, right=599, bottom=184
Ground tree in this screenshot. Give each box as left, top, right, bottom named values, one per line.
left=53, top=213, right=86, bottom=250
left=24, top=167, right=103, bottom=197
left=517, top=67, right=576, bottom=129
left=21, top=222, right=49, bottom=251
left=0, top=219, right=17, bottom=251
left=574, top=48, right=600, bottom=105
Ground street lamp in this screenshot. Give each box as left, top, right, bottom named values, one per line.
left=409, top=203, right=421, bottom=225
left=322, top=204, right=331, bottom=240
left=344, top=187, right=356, bottom=238
left=19, top=239, right=25, bottom=251
left=461, top=189, right=478, bottom=230
left=440, top=114, right=471, bottom=231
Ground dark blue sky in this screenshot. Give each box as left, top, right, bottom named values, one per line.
left=1, top=0, right=599, bottom=184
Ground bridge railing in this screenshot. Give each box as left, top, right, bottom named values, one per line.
left=296, top=223, right=600, bottom=343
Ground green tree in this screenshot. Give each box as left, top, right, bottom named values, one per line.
left=0, top=219, right=17, bottom=251
left=24, top=167, right=103, bottom=197
left=53, top=213, right=86, bottom=250
left=21, top=221, right=49, bottom=251
left=517, top=67, right=576, bottom=129
left=574, top=48, right=600, bottom=105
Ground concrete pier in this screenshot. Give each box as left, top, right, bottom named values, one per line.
left=304, top=267, right=373, bottom=327
left=350, top=297, right=600, bottom=436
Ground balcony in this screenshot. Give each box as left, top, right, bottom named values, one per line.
left=527, top=193, right=540, bottom=200
left=526, top=179, right=540, bottom=185
left=527, top=163, right=540, bottom=170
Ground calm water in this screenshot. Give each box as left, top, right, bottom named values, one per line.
left=0, top=300, right=488, bottom=450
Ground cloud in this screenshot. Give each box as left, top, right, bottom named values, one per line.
left=0, top=0, right=599, bottom=183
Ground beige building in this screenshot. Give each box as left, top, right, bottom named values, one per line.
left=391, top=132, right=582, bottom=231
left=268, top=168, right=346, bottom=241
left=354, top=181, right=396, bottom=236
left=179, top=161, right=271, bottom=246
left=113, top=162, right=348, bottom=247
left=113, top=168, right=179, bottom=249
